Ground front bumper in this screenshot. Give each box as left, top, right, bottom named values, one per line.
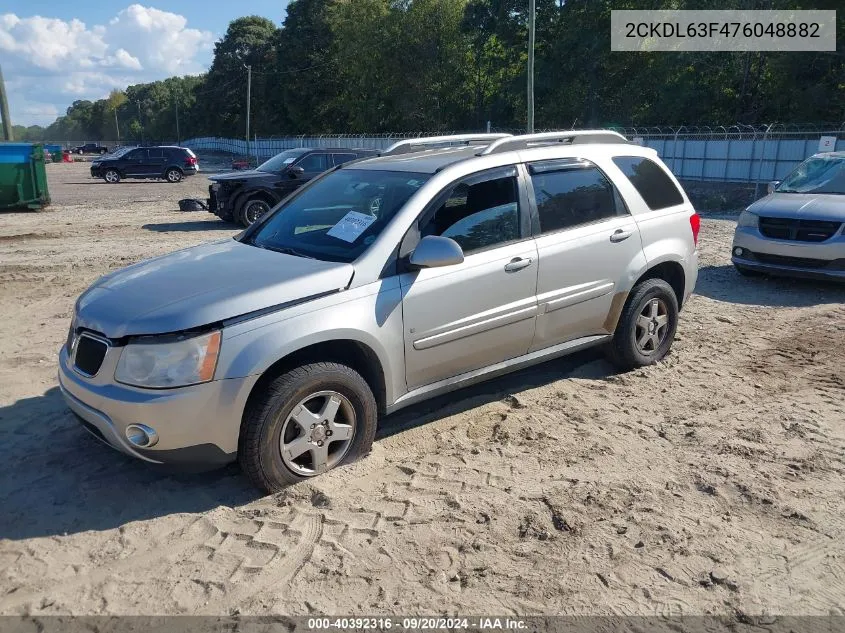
left=58, top=345, right=258, bottom=470
left=732, top=226, right=845, bottom=282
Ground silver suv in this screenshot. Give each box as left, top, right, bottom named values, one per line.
left=732, top=152, right=845, bottom=281
left=59, top=131, right=700, bottom=492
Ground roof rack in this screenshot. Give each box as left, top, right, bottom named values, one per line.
left=382, top=133, right=512, bottom=156
left=478, top=130, right=629, bottom=155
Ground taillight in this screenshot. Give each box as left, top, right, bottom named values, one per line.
left=185, top=156, right=197, bottom=166
left=690, top=213, right=701, bottom=246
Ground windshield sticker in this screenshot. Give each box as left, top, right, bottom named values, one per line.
left=327, top=211, right=377, bottom=243
left=283, top=158, right=296, bottom=164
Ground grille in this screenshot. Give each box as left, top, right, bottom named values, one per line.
left=758, top=217, right=842, bottom=242
left=74, top=334, right=108, bottom=376
left=751, top=252, right=831, bottom=269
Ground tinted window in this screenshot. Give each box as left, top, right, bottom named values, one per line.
left=332, top=153, right=357, bottom=167
left=258, top=149, right=308, bottom=172
left=613, top=156, right=684, bottom=210
left=297, top=153, right=329, bottom=172
left=422, top=173, right=520, bottom=253
left=147, top=148, right=165, bottom=159
left=124, top=149, right=145, bottom=160
left=530, top=166, right=619, bottom=233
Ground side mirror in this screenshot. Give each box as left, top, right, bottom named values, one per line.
left=409, top=235, right=464, bottom=269
left=288, top=165, right=305, bottom=179
left=767, top=180, right=781, bottom=194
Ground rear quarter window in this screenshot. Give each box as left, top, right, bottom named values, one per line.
left=612, top=156, right=684, bottom=210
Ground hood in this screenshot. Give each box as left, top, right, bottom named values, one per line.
left=75, top=239, right=354, bottom=338
left=210, top=170, right=279, bottom=183
left=749, top=193, right=845, bottom=222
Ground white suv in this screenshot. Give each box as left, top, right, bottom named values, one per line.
left=60, top=131, right=700, bottom=492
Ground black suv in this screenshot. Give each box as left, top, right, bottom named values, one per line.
left=72, top=143, right=110, bottom=155
left=207, top=147, right=376, bottom=226
left=90, top=146, right=199, bottom=184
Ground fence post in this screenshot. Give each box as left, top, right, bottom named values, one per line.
left=754, top=123, right=774, bottom=198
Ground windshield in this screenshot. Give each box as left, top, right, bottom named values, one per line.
left=248, top=169, right=430, bottom=263
left=257, top=149, right=309, bottom=173
left=777, top=156, right=845, bottom=194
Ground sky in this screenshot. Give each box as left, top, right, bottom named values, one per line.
left=1, top=1, right=290, bottom=126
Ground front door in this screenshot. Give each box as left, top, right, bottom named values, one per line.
left=400, top=167, right=539, bottom=390
left=526, top=159, right=645, bottom=352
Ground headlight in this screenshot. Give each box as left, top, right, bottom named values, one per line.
left=737, top=210, right=758, bottom=228
left=115, top=330, right=221, bottom=389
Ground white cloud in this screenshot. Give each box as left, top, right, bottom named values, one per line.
left=0, top=5, right=213, bottom=126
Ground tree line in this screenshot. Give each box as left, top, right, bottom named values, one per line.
left=15, top=0, right=845, bottom=144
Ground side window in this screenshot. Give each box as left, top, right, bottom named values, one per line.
left=612, top=156, right=684, bottom=210
left=125, top=149, right=145, bottom=160
left=297, top=153, right=329, bottom=172
left=147, top=148, right=165, bottom=159
left=530, top=165, right=620, bottom=234
left=421, top=172, right=521, bottom=254
left=331, top=153, right=357, bottom=167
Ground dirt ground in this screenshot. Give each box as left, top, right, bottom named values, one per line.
left=0, top=161, right=843, bottom=618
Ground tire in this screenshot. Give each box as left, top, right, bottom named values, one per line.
left=99, top=148, right=107, bottom=155
left=238, top=362, right=378, bottom=493
left=241, top=198, right=272, bottom=227
left=165, top=168, right=183, bottom=183
left=605, top=278, right=679, bottom=371
left=734, top=264, right=762, bottom=277
left=103, top=169, right=121, bottom=184
left=77, top=149, right=83, bottom=155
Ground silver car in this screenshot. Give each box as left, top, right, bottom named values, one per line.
left=732, top=152, right=845, bottom=281
left=59, top=131, right=699, bottom=492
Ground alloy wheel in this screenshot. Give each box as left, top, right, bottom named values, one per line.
left=279, top=391, right=356, bottom=476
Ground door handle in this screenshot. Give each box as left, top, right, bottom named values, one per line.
left=610, top=229, right=633, bottom=243
left=504, top=257, right=533, bottom=272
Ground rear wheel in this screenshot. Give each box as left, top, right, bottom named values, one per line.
left=165, top=168, right=183, bottom=183
left=605, top=278, right=679, bottom=371
left=104, top=169, right=120, bottom=184
left=238, top=362, right=378, bottom=493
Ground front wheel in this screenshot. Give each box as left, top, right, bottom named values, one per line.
left=605, top=278, right=679, bottom=371
left=99, top=148, right=107, bottom=155
left=165, top=168, right=183, bottom=183
left=238, top=362, right=378, bottom=493
left=103, top=169, right=121, bottom=184
left=77, top=149, right=83, bottom=155
left=240, top=198, right=272, bottom=227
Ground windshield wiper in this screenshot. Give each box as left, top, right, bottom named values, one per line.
left=259, top=244, right=315, bottom=259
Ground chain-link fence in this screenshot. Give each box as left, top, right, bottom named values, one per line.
left=44, top=123, right=845, bottom=184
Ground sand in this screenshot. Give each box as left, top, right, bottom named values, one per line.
left=0, top=161, right=843, bottom=617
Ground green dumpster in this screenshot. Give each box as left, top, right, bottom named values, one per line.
left=0, top=143, right=51, bottom=210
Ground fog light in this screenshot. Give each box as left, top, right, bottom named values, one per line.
left=125, top=424, right=159, bottom=448
left=734, top=247, right=744, bottom=257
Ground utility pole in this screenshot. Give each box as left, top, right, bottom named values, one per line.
left=175, top=97, right=180, bottom=145
left=0, top=64, right=13, bottom=141
left=137, top=100, right=144, bottom=144
left=527, top=0, right=536, bottom=134
left=114, top=108, right=120, bottom=144
left=244, top=64, right=252, bottom=161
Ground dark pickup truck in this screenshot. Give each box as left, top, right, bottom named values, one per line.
left=72, top=143, right=110, bottom=155
left=207, top=147, right=376, bottom=226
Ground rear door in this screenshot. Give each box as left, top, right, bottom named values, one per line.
left=399, top=166, right=539, bottom=390
left=143, top=147, right=168, bottom=177
left=526, top=159, right=644, bottom=352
